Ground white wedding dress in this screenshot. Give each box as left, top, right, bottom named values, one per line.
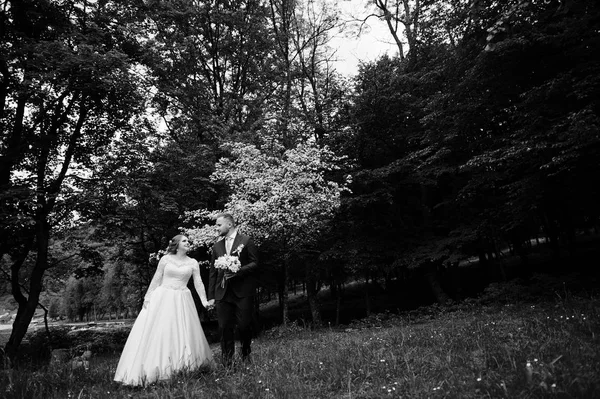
left=114, top=255, right=213, bottom=386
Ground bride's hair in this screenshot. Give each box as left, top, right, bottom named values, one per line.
left=167, top=235, right=185, bottom=254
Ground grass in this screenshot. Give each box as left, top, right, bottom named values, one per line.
left=1, top=290, right=599, bottom=398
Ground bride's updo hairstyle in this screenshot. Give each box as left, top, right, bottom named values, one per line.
left=167, top=235, right=186, bottom=254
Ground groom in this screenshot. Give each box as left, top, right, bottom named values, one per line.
left=208, top=213, right=259, bottom=366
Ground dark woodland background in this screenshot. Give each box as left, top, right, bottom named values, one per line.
left=1, top=0, right=599, bottom=368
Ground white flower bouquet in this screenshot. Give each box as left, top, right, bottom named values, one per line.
left=215, top=244, right=245, bottom=287
left=214, top=255, right=241, bottom=273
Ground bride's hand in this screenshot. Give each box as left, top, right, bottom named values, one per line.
left=203, top=299, right=215, bottom=310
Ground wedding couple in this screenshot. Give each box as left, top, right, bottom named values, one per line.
left=114, top=213, right=259, bottom=386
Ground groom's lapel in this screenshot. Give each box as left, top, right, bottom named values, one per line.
left=231, top=233, right=243, bottom=255
left=217, top=238, right=226, bottom=256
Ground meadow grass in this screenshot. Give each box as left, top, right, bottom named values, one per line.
left=1, top=293, right=599, bottom=398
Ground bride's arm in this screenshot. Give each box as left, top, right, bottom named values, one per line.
left=143, top=256, right=166, bottom=308
left=192, top=261, right=210, bottom=308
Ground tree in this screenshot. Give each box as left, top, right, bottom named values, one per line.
left=355, top=0, right=427, bottom=60
left=338, top=0, right=600, bottom=307
left=62, top=274, right=101, bottom=321
left=267, top=0, right=350, bottom=149
left=440, top=0, right=600, bottom=261
left=290, top=0, right=348, bottom=146
left=0, top=0, right=146, bottom=363
left=141, top=0, right=277, bottom=145
left=184, top=141, right=350, bottom=325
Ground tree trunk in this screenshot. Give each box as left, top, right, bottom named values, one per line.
left=424, top=261, right=450, bottom=305
left=448, top=261, right=463, bottom=300
left=375, top=0, right=405, bottom=59
left=4, top=223, right=50, bottom=365
left=305, top=271, right=322, bottom=327
left=496, top=260, right=508, bottom=282
left=335, top=282, right=343, bottom=326
left=330, top=277, right=337, bottom=298
left=542, top=211, right=561, bottom=257
left=279, top=260, right=289, bottom=326
left=39, top=303, right=50, bottom=338
left=364, top=272, right=371, bottom=317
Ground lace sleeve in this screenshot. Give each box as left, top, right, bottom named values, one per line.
left=192, top=261, right=209, bottom=308
left=144, top=256, right=167, bottom=304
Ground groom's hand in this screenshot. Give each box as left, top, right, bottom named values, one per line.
left=224, top=270, right=236, bottom=280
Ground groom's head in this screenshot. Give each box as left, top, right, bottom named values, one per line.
left=215, top=213, right=235, bottom=236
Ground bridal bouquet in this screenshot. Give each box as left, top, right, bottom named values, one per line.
left=214, top=254, right=241, bottom=273
left=215, top=244, right=245, bottom=287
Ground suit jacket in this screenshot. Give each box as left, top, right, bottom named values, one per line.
left=208, top=232, right=259, bottom=301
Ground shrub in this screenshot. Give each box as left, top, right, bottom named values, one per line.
left=21, top=325, right=130, bottom=366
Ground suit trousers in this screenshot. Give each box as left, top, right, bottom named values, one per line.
left=216, top=289, right=254, bottom=364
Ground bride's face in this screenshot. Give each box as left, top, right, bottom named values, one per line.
left=178, top=236, right=191, bottom=252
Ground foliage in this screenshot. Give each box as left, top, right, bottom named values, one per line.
left=0, top=0, right=148, bottom=359
left=3, top=0, right=599, bottom=363
left=140, top=0, right=278, bottom=143
left=184, top=141, right=350, bottom=251
left=8, top=324, right=130, bottom=367
left=335, top=0, right=600, bottom=292
left=183, top=140, right=351, bottom=324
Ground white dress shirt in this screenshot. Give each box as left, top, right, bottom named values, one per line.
left=225, top=230, right=237, bottom=255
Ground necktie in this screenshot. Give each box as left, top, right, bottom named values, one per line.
left=226, top=236, right=233, bottom=254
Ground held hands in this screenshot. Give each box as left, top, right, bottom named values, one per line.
left=205, top=299, right=215, bottom=310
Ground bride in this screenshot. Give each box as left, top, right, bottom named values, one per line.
left=114, top=235, right=214, bottom=386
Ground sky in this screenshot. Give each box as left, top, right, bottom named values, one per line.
left=329, top=0, right=400, bottom=76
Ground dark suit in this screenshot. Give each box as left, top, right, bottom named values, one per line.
left=208, top=232, right=259, bottom=364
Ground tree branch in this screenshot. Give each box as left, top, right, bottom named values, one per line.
left=47, top=95, right=88, bottom=211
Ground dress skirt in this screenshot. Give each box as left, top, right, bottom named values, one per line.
left=114, top=285, right=213, bottom=386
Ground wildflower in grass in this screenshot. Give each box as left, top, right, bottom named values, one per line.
left=525, top=361, right=533, bottom=385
